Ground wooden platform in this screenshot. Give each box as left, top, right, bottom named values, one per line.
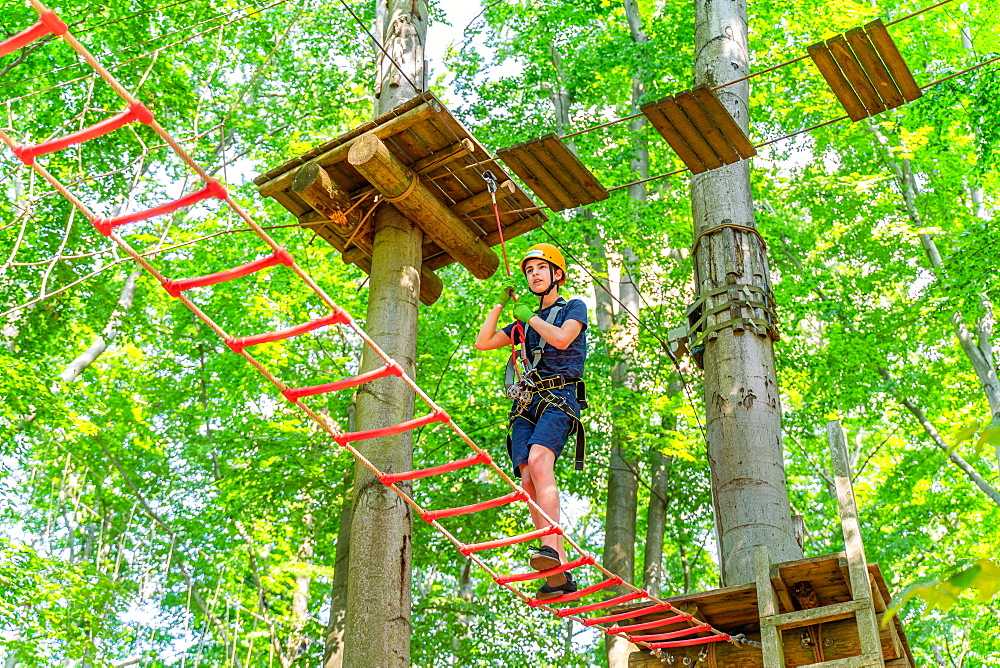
left=808, top=19, right=922, bottom=122
left=496, top=134, right=609, bottom=212
left=253, top=93, right=546, bottom=305
left=624, top=553, right=915, bottom=667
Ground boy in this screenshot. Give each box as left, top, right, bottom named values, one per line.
left=474, top=243, right=588, bottom=599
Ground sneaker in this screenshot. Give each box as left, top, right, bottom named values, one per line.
left=536, top=569, right=578, bottom=601
left=529, top=545, right=566, bottom=587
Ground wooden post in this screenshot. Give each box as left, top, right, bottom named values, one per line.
left=754, top=547, right=786, bottom=667
left=348, top=133, right=500, bottom=279
left=827, top=421, right=886, bottom=667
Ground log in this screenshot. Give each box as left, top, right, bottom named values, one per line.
left=291, top=162, right=360, bottom=230
left=348, top=134, right=499, bottom=280
left=422, top=214, right=545, bottom=271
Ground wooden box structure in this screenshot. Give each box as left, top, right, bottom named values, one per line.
left=623, top=422, right=914, bottom=667
left=624, top=555, right=915, bottom=667
left=253, top=93, right=546, bottom=305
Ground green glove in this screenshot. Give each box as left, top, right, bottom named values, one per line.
left=491, top=276, right=519, bottom=308
left=512, top=302, right=535, bottom=323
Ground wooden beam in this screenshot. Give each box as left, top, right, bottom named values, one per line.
left=808, top=42, right=869, bottom=122
left=290, top=162, right=362, bottom=230
left=761, top=599, right=868, bottom=631
left=828, top=421, right=885, bottom=668
left=689, top=86, right=757, bottom=160
left=641, top=100, right=707, bottom=173
left=675, top=91, right=740, bottom=165
left=755, top=547, right=786, bottom=667
left=411, top=138, right=475, bottom=174
left=828, top=35, right=886, bottom=116
left=422, top=215, right=545, bottom=271
left=846, top=28, right=905, bottom=109
left=865, top=19, right=922, bottom=102
left=450, top=179, right=515, bottom=217
left=348, top=133, right=499, bottom=280
left=657, top=95, right=723, bottom=170
left=257, top=101, right=438, bottom=197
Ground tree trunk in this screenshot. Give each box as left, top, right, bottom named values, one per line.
left=287, top=513, right=314, bottom=659
left=324, top=407, right=356, bottom=668
left=642, top=452, right=671, bottom=597
left=59, top=270, right=142, bottom=382
left=692, top=0, right=801, bottom=585
left=340, top=3, right=426, bottom=666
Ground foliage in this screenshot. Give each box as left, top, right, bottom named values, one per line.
left=1, top=0, right=998, bottom=666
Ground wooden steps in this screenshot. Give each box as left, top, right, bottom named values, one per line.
left=496, top=134, right=609, bottom=212
left=808, top=19, right=921, bottom=122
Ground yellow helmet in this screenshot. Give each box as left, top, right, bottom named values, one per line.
left=520, top=243, right=567, bottom=285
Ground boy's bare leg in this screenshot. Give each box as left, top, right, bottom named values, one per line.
left=525, top=444, right=566, bottom=564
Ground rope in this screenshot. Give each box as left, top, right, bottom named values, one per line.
left=690, top=223, right=768, bottom=256
left=382, top=171, right=419, bottom=202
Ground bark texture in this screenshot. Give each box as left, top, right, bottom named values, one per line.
left=60, top=270, right=141, bottom=382
left=340, top=3, right=426, bottom=666
left=691, top=0, right=801, bottom=585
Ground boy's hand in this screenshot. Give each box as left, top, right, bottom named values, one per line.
left=491, top=276, right=519, bottom=308
left=512, top=302, right=535, bottom=322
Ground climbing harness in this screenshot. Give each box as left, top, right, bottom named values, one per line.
left=502, top=297, right=588, bottom=471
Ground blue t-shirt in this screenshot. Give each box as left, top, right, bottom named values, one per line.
left=502, top=298, right=588, bottom=379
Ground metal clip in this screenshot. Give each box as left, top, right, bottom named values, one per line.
left=483, top=169, right=498, bottom=194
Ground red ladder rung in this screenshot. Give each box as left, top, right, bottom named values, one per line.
left=0, top=11, right=67, bottom=59
left=461, top=524, right=563, bottom=556
left=493, top=554, right=595, bottom=585
left=227, top=310, right=351, bottom=353
left=421, top=489, right=528, bottom=523
left=582, top=603, right=673, bottom=627
left=647, top=635, right=729, bottom=649
left=555, top=590, right=646, bottom=618
left=283, top=361, right=403, bottom=402
left=163, top=248, right=293, bottom=297
left=380, top=451, right=491, bottom=486
left=526, top=575, right=622, bottom=608
left=13, top=103, right=153, bottom=165
left=609, top=613, right=694, bottom=635
left=336, top=410, right=449, bottom=447
left=627, top=623, right=714, bottom=642
left=93, top=179, right=227, bottom=236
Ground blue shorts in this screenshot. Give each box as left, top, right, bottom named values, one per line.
left=508, top=387, right=580, bottom=478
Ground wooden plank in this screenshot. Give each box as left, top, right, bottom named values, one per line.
left=496, top=147, right=563, bottom=211
left=657, top=95, right=723, bottom=170
left=761, top=599, right=867, bottom=631
left=538, top=134, right=609, bottom=203
left=798, top=656, right=884, bottom=668
left=640, top=100, right=707, bottom=174
left=675, top=90, right=740, bottom=165
left=411, top=138, right=474, bottom=174
left=755, top=547, right=786, bottom=667
left=808, top=42, right=869, bottom=122
left=865, top=19, right=923, bottom=102
left=508, top=141, right=577, bottom=211
left=497, top=143, right=574, bottom=212
left=450, top=179, right=515, bottom=217
left=827, top=35, right=886, bottom=116
left=770, top=572, right=798, bottom=614
left=828, top=420, right=885, bottom=667
left=689, top=86, right=757, bottom=160
left=256, top=101, right=437, bottom=197
left=846, top=28, right=905, bottom=109
left=523, top=138, right=593, bottom=207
